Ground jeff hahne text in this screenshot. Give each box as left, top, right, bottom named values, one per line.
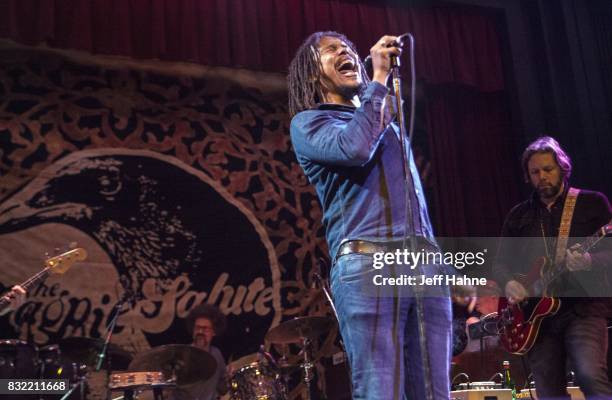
left=371, top=248, right=488, bottom=287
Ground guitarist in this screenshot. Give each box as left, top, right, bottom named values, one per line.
left=494, top=136, right=612, bottom=399
left=0, top=285, right=26, bottom=316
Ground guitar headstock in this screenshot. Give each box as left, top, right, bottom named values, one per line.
left=45, top=248, right=88, bottom=275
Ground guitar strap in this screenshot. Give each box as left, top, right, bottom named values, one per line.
left=554, top=187, right=580, bottom=264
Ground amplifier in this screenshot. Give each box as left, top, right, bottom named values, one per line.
left=451, top=388, right=513, bottom=400
left=456, top=382, right=502, bottom=390
left=518, top=386, right=585, bottom=400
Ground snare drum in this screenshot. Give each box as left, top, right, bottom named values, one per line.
left=230, top=362, right=286, bottom=400
left=109, top=371, right=171, bottom=390
left=110, top=372, right=175, bottom=400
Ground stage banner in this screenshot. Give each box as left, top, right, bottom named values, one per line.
left=0, top=44, right=336, bottom=366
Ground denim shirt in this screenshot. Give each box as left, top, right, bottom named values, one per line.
left=290, top=81, right=435, bottom=259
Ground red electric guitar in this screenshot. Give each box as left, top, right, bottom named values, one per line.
left=498, top=221, right=612, bottom=355
left=0, top=247, right=88, bottom=313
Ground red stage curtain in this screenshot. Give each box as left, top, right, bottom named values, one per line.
left=425, top=85, right=522, bottom=236
left=0, top=0, right=520, bottom=236
left=0, top=0, right=503, bottom=91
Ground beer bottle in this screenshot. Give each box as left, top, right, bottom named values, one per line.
left=502, top=360, right=517, bottom=400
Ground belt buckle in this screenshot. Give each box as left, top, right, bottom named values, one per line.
left=336, top=240, right=371, bottom=262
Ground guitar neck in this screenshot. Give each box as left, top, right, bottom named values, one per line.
left=540, top=224, right=610, bottom=290
left=0, top=267, right=50, bottom=311
left=582, top=229, right=607, bottom=253
left=20, top=267, right=52, bottom=292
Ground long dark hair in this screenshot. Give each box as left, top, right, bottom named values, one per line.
left=521, top=136, right=573, bottom=183
left=287, top=31, right=369, bottom=117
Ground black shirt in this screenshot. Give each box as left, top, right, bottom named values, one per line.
left=494, top=186, right=612, bottom=316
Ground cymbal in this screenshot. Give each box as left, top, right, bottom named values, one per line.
left=59, top=337, right=132, bottom=370
left=265, top=316, right=333, bottom=344
left=128, top=344, right=217, bottom=386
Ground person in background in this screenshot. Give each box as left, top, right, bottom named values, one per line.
left=175, top=303, right=228, bottom=400
left=495, top=136, right=612, bottom=399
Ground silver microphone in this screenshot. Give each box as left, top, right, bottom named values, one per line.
left=390, top=33, right=410, bottom=48
left=363, top=33, right=411, bottom=71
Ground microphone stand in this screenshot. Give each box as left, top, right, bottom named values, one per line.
left=96, top=294, right=129, bottom=372
left=313, top=273, right=340, bottom=324
left=392, top=34, right=434, bottom=400
left=59, top=293, right=130, bottom=400
left=314, top=267, right=352, bottom=400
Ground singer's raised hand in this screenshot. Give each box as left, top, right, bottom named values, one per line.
left=370, top=35, right=402, bottom=86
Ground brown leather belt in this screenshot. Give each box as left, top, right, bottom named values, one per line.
left=335, top=238, right=437, bottom=262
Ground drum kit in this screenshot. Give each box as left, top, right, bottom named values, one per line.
left=0, top=315, right=335, bottom=400
left=0, top=337, right=137, bottom=399
left=230, top=316, right=335, bottom=400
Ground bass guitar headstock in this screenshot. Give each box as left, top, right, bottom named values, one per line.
left=45, top=248, right=88, bottom=275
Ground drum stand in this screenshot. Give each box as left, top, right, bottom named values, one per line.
left=58, top=376, right=86, bottom=400
left=299, top=337, right=319, bottom=400
left=117, top=387, right=164, bottom=400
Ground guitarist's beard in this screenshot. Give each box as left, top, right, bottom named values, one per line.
left=537, top=181, right=563, bottom=202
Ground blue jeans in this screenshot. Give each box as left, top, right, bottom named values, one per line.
left=331, top=252, right=452, bottom=400
left=527, top=308, right=612, bottom=400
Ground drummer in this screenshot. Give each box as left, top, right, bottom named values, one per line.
left=174, top=303, right=228, bottom=400
left=0, top=285, right=26, bottom=316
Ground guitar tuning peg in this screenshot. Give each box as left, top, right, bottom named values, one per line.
left=54, top=247, right=61, bottom=255
left=68, top=242, right=78, bottom=249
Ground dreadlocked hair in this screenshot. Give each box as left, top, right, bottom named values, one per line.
left=287, top=31, right=369, bottom=117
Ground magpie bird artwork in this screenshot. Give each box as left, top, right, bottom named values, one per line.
left=0, top=148, right=282, bottom=356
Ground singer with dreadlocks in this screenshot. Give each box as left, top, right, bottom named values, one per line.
left=288, top=31, right=452, bottom=399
